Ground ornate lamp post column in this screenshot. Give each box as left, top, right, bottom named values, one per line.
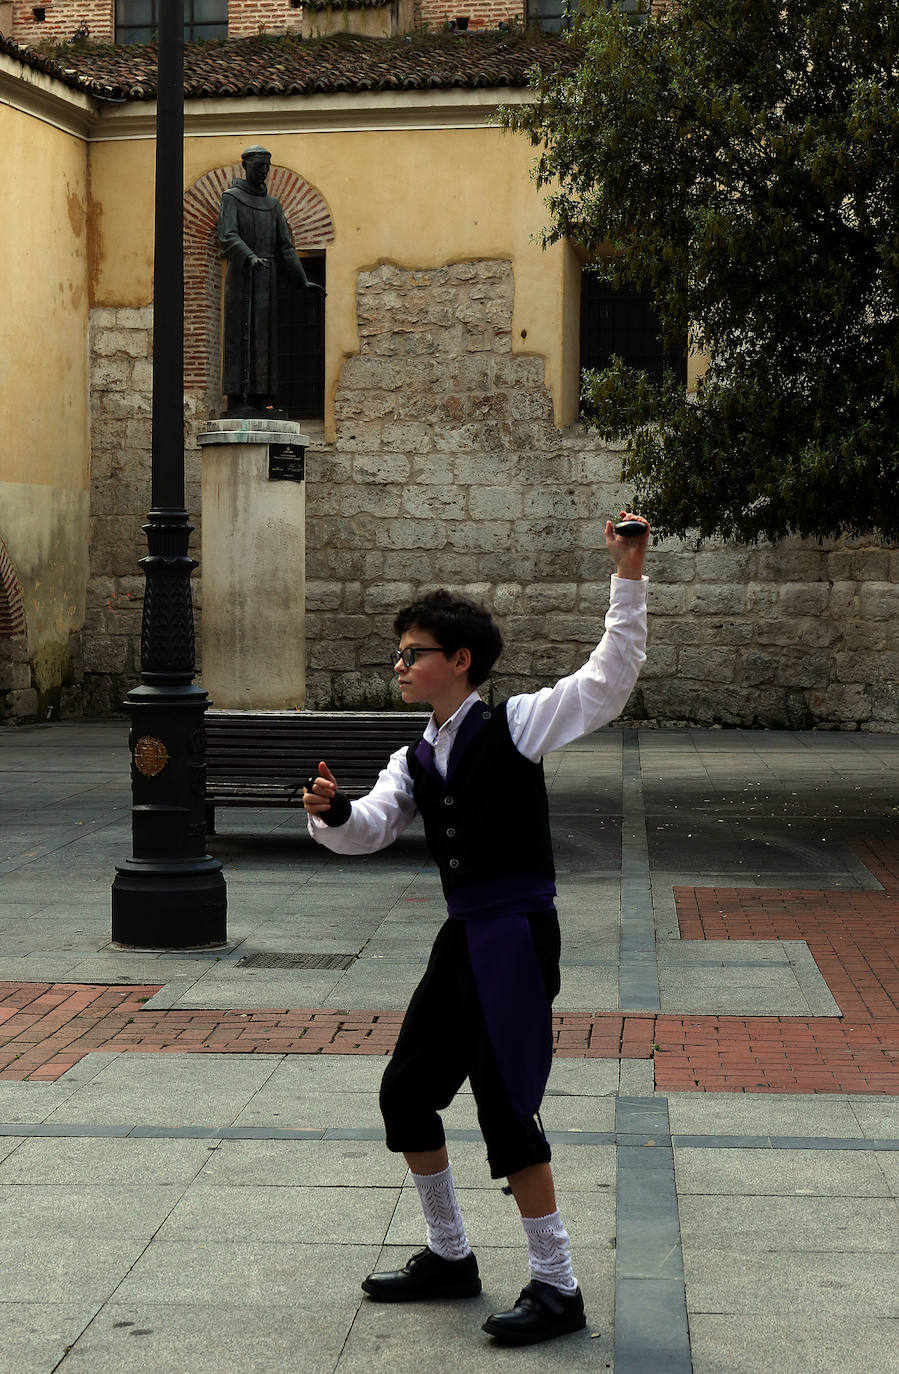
left=112, top=0, right=227, bottom=947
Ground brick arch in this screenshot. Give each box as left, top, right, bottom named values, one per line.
left=183, top=164, right=335, bottom=397
left=0, top=539, right=26, bottom=639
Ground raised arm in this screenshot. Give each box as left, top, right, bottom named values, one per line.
left=508, top=514, right=649, bottom=761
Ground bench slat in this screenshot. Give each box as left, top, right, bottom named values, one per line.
left=203, top=710, right=429, bottom=824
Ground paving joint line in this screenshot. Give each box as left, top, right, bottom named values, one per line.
left=4, top=1121, right=894, bottom=1149
left=614, top=1095, right=692, bottom=1374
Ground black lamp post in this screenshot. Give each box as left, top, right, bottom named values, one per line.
left=111, top=0, right=227, bottom=948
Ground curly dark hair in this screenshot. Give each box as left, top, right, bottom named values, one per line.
left=393, top=589, right=503, bottom=688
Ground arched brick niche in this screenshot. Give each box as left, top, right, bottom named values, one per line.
left=183, top=165, right=335, bottom=400
left=0, top=540, right=26, bottom=639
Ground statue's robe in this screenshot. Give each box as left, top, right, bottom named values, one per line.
left=218, top=179, right=310, bottom=401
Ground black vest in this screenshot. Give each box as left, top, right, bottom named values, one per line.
left=407, top=701, right=556, bottom=901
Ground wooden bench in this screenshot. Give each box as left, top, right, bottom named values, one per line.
left=204, top=709, right=430, bottom=833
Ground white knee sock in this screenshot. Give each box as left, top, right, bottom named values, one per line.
left=521, top=1210, right=578, bottom=1293
left=411, top=1164, right=471, bottom=1261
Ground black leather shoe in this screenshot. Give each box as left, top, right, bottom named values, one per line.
left=482, top=1280, right=586, bottom=1345
left=361, top=1247, right=481, bottom=1302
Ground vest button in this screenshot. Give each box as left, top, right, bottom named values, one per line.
left=444, top=795, right=454, bottom=806
left=482, top=709, right=491, bottom=719
left=446, top=827, right=456, bottom=838
left=449, top=858, right=460, bottom=869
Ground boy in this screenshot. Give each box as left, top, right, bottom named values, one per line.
left=304, top=514, right=649, bottom=1346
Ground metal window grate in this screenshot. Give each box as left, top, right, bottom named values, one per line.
left=115, top=0, right=228, bottom=43
left=278, top=254, right=326, bottom=422
left=236, top=953, right=357, bottom=970
left=580, top=273, right=687, bottom=384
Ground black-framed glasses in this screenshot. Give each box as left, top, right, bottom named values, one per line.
left=392, top=647, right=444, bottom=669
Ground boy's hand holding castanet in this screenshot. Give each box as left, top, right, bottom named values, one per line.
left=605, top=511, right=650, bottom=580
left=303, top=761, right=339, bottom=815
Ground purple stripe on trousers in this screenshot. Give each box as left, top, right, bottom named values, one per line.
left=448, top=876, right=557, bottom=1126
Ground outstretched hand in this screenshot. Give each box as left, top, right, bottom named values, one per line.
left=303, top=761, right=339, bottom=815
left=605, top=511, right=650, bottom=580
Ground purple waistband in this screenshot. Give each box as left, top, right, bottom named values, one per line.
left=447, top=874, right=556, bottom=921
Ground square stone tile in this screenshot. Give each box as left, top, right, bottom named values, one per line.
left=679, top=1194, right=899, bottom=1253
left=0, top=1302, right=100, bottom=1374
left=688, top=1314, right=899, bottom=1374
left=66, top=1302, right=357, bottom=1374
left=158, top=1182, right=399, bottom=1244
left=674, top=1147, right=892, bottom=1198
left=44, top=1054, right=281, bottom=1127
left=0, top=1136, right=218, bottom=1185
left=684, top=1248, right=899, bottom=1318
left=114, top=1240, right=381, bottom=1307
left=197, top=1137, right=406, bottom=1189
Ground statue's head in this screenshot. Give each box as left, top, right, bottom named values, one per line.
left=241, top=145, right=272, bottom=189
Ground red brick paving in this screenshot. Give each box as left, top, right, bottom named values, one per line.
left=0, top=983, right=656, bottom=1082
left=1, top=837, right=897, bottom=1093
left=655, top=834, right=899, bottom=1094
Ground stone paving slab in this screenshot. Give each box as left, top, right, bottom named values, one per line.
left=666, top=1092, right=876, bottom=1137
left=0, top=1134, right=218, bottom=1184
left=674, top=1145, right=894, bottom=1197
left=42, top=1053, right=282, bottom=1127
left=58, top=1303, right=353, bottom=1374
left=687, top=1314, right=899, bottom=1374
left=683, top=1246, right=899, bottom=1318
left=0, top=1303, right=103, bottom=1374
left=112, top=1239, right=383, bottom=1307
left=679, top=1194, right=899, bottom=1252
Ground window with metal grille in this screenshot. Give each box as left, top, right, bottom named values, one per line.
left=526, top=0, right=649, bottom=34
left=277, top=255, right=326, bottom=422
left=580, top=270, right=687, bottom=384
left=115, top=0, right=228, bottom=43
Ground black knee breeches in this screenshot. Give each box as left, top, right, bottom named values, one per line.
left=379, top=911, right=561, bottom=1180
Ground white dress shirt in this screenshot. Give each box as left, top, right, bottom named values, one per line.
left=308, top=573, right=648, bottom=855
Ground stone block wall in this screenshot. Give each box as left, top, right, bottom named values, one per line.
left=82, top=262, right=899, bottom=730
left=302, top=262, right=899, bottom=728
left=87, top=305, right=206, bottom=716
left=0, top=632, right=37, bottom=723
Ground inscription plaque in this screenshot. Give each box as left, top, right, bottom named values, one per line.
left=268, top=443, right=305, bottom=482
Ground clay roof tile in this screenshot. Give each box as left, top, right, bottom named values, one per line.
left=0, top=29, right=576, bottom=102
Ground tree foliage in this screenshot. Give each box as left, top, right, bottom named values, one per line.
left=504, top=0, right=899, bottom=542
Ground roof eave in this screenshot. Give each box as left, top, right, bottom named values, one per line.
left=91, top=84, right=535, bottom=141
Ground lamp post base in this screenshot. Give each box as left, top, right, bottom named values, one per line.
left=112, top=857, right=227, bottom=949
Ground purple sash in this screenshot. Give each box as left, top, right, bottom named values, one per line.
left=449, top=876, right=557, bottom=1125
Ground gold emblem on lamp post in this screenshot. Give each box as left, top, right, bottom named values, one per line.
left=134, top=736, right=169, bottom=777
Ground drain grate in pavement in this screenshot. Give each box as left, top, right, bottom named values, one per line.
left=235, top=953, right=357, bottom=971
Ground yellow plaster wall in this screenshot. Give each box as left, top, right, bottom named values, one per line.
left=0, top=100, right=90, bottom=679
left=88, top=124, right=572, bottom=432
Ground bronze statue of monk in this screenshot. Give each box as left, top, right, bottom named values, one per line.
left=218, top=145, right=325, bottom=416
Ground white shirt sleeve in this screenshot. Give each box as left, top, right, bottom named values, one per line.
left=306, top=743, right=419, bottom=855
left=507, top=574, right=648, bottom=763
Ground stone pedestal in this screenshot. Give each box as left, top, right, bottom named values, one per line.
left=199, top=418, right=308, bottom=709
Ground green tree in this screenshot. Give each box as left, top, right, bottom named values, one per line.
left=504, top=0, right=899, bottom=542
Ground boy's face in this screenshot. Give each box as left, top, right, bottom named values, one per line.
left=394, top=625, right=471, bottom=709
